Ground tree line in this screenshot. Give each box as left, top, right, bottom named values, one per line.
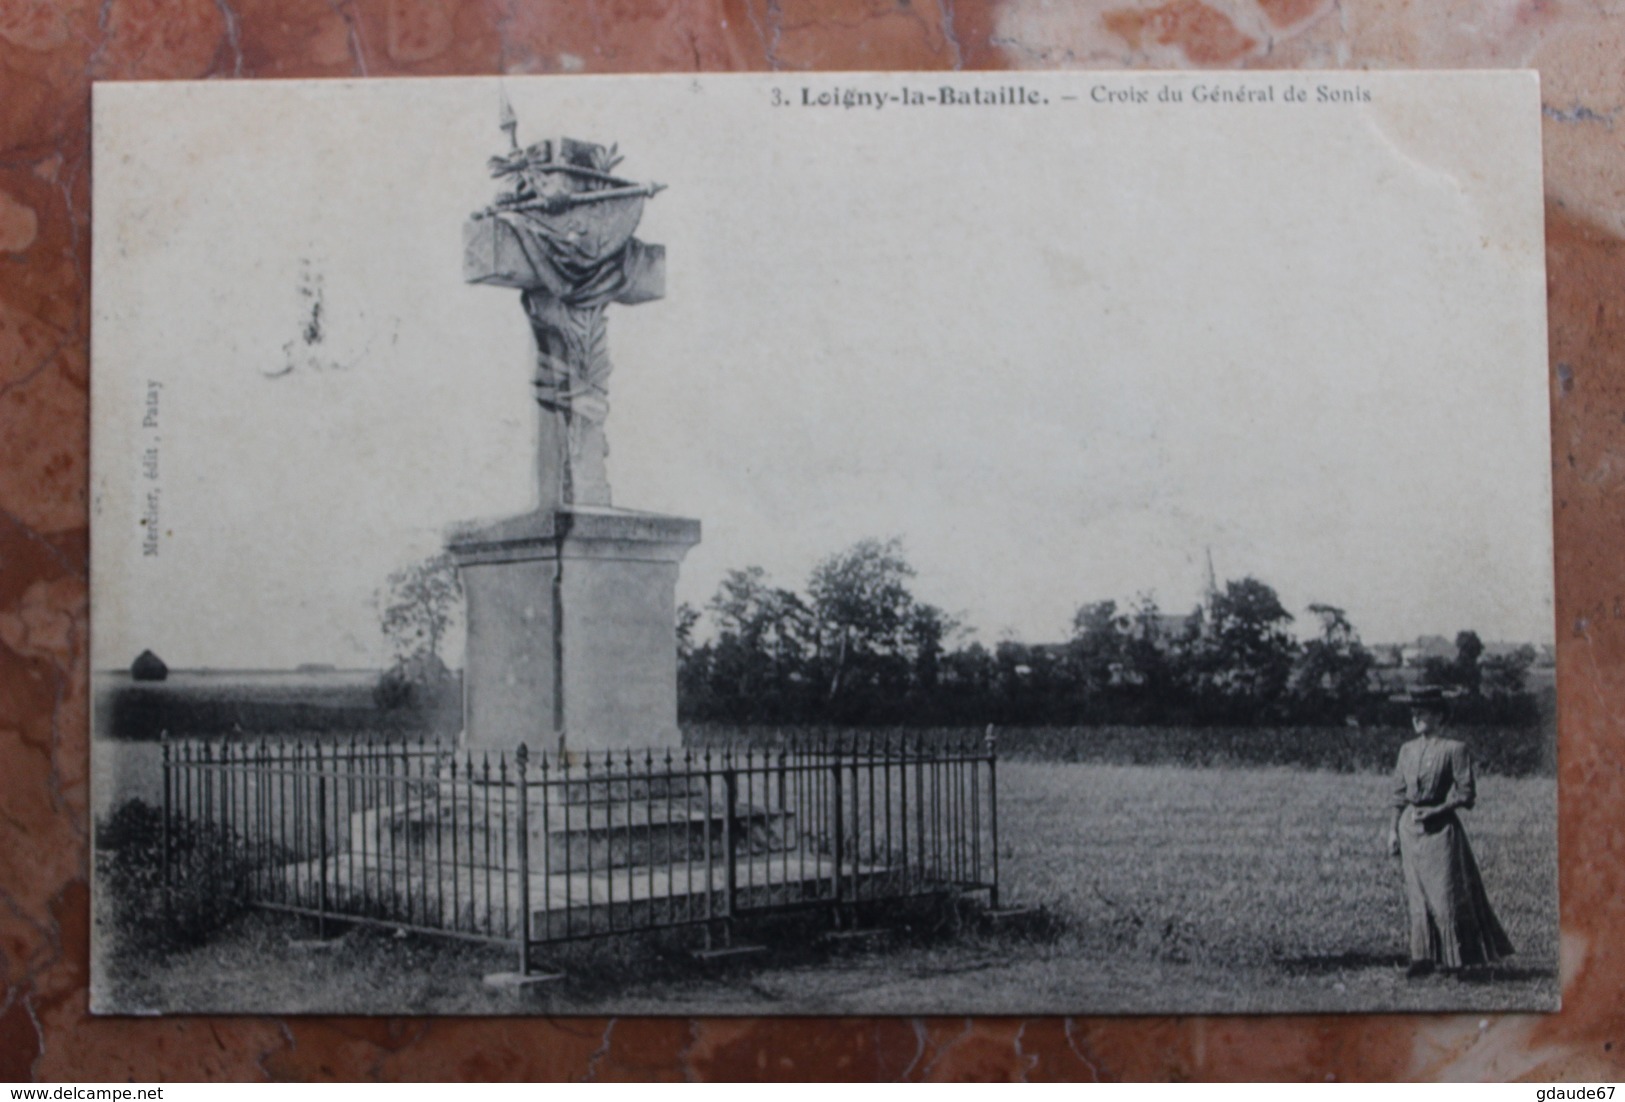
left=677, top=538, right=1541, bottom=727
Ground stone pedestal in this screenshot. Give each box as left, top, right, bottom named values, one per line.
left=448, top=507, right=700, bottom=753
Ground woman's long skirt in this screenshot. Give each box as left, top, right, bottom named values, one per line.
left=1398, top=808, right=1515, bottom=968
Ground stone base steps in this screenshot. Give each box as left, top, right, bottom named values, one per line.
left=344, top=796, right=800, bottom=875
left=273, top=850, right=937, bottom=937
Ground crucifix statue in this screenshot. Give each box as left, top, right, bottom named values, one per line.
left=451, top=96, right=698, bottom=754
left=463, top=97, right=666, bottom=508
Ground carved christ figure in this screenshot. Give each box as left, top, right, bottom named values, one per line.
left=464, top=114, right=665, bottom=509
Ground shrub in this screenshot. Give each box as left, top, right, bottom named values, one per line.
left=374, top=652, right=458, bottom=714
left=373, top=665, right=417, bottom=711
left=97, top=799, right=258, bottom=956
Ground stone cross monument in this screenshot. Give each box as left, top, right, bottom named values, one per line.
left=449, top=105, right=700, bottom=753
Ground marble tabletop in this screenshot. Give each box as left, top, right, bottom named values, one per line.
left=1, top=0, right=1622, bottom=1082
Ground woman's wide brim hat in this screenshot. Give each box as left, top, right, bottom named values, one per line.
left=1390, top=684, right=1458, bottom=708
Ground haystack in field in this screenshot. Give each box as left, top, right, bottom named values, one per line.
left=130, top=649, right=168, bottom=681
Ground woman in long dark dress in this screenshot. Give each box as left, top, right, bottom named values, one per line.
left=1387, top=687, right=1514, bottom=977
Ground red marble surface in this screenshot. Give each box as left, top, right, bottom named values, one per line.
left=3, top=0, right=1623, bottom=1081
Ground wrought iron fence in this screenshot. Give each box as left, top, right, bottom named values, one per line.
left=159, top=734, right=998, bottom=973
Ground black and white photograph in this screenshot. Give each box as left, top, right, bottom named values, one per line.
left=89, top=71, right=1556, bottom=1016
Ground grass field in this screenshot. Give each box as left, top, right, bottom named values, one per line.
left=94, top=759, right=1558, bottom=1015
left=984, top=760, right=1557, bottom=1014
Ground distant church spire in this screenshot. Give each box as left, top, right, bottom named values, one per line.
left=1199, top=547, right=1220, bottom=639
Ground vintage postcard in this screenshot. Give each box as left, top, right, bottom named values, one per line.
left=89, top=72, right=1556, bottom=1015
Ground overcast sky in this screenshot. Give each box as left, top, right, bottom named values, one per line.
left=91, top=73, right=1553, bottom=670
